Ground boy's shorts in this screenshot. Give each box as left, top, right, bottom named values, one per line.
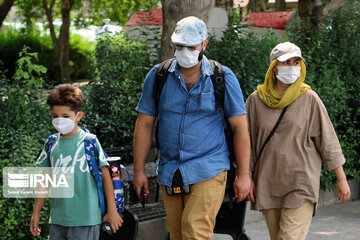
left=49, top=223, right=101, bottom=240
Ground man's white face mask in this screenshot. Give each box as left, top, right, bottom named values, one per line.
left=174, top=47, right=200, bottom=68
left=276, top=66, right=301, bottom=84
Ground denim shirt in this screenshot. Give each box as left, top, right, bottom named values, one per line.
left=136, top=56, right=246, bottom=186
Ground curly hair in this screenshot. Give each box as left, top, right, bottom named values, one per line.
left=46, top=84, right=83, bottom=112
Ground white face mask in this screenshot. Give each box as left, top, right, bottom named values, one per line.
left=52, top=112, right=79, bottom=135
left=174, top=48, right=200, bottom=68
left=276, top=66, right=301, bottom=84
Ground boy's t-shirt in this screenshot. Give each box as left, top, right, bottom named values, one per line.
left=36, top=129, right=109, bottom=227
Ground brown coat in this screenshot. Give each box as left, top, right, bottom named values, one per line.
left=245, top=89, right=345, bottom=211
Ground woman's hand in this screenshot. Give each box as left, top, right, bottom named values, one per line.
left=337, top=179, right=351, bottom=204
left=246, top=178, right=256, bottom=203
left=334, top=166, right=351, bottom=204
left=102, top=211, right=123, bottom=233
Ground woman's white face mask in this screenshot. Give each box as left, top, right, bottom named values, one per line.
left=174, top=47, right=200, bottom=68
left=276, top=66, right=301, bottom=84
left=52, top=112, right=79, bottom=135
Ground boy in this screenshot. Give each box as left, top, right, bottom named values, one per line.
left=30, top=84, right=122, bottom=239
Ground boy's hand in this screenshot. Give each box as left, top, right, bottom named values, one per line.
left=30, top=212, right=41, bottom=237
left=103, top=211, right=123, bottom=234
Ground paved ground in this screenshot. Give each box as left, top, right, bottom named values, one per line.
left=213, top=200, right=360, bottom=240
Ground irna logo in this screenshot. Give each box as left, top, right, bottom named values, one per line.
left=3, top=167, right=74, bottom=198
left=7, top=172, right=69, bottom=188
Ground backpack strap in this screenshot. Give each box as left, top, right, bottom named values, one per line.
left=45, top=133, right=60, bottom=160
left=209, top=60, right=236, bottom=198
left=153, top=58, right=174, bottom=150
left=83, top=132, right=107, bottom=218
left=153, top=58, right=174, bottom=112
left=209, top=60, right=225, bottom=111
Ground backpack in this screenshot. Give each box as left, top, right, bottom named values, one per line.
left=152, top=58, right=236, bottom=199
left=44, top=128, right=131, bottom=217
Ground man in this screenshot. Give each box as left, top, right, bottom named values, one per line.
left=133, top=16, right=251, bottom=240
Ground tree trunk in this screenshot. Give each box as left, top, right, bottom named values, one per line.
left=159, top=0, right=215, bottom=61
left=248, top=0, right=267, bottom=12
left=43, top=0, right=60, bottom=58
left=320, top=0, right=348, bottom=18
left=0, top=0, right=15, bottom=29
left=58, top=0, right=73, bottom=83
left=275, top=0, right=286, bottom=11
left=43, top=0, right=73, bottom=83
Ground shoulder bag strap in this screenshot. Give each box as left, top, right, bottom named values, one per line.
left=257, top=106, right=288, bottom=161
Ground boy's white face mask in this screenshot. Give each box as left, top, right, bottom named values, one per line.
left=276, top=66, right=301, bottom=84
left=174, top=47, right=200, bottom=68
left=52, top=112, right=79, bottom=135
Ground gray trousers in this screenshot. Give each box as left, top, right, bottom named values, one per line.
left=49, top=224, right=101, bottom=240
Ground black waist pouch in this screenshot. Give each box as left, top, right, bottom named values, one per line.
left=165, top=169, right=191, bottom=196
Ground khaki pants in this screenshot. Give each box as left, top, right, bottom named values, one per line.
left=262, top=201, right=315, bottom=240
left=161, top=171, right=227, bottom=240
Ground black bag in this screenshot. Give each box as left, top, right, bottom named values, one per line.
left=165, top=169, right=191, bottom=196
left=214, top=198, right=251, bottom=240
left=99, top=207, right=139, bottom=240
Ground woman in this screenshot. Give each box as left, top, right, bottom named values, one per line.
left=245, top=42, right=351, bottom=240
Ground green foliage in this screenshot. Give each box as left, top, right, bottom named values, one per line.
left=72, top=0, right=159, bottom=26
left=14, top=0, right=159, bottom=27
left=206, top=17, right=279, bottom=100
left=287, top=0, right=360, bottom=188
left=82, top=33, right=151, bottom=162
left=0, top=47, right=52, bottom=239
left=0, top=28, right=94, bottom=86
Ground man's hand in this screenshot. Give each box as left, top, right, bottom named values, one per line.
left=102, top=211, right=123, bottom=233
left=133, top=171, right=149, bottom=200
left=337, top=179, right=351, bottom=204
left=30, top=212, right=41, bottom=237
left=233, top=173, right=251, bottom=202
left=133, top=113, right=154, bottom=200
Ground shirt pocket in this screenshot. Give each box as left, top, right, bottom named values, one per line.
left=199, top=91, right=215, bottom=112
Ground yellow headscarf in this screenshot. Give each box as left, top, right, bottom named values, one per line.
left=257, top=59, right=311, bottom=108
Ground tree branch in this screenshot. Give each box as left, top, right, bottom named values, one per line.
left=322, top=0, right=348, bottom=16
left=0, top=0, right=15, bottom=28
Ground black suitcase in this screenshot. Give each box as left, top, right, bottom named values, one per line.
left=99, top=206, right=139, bottom=240
left=214, top=198, right=251, bottom=240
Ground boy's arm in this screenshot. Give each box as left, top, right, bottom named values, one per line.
left=102, top=166, right=123, bottom=233
left=30, top=171, right=50, bottom=237
left=30, top=197, right=45, bottom=236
